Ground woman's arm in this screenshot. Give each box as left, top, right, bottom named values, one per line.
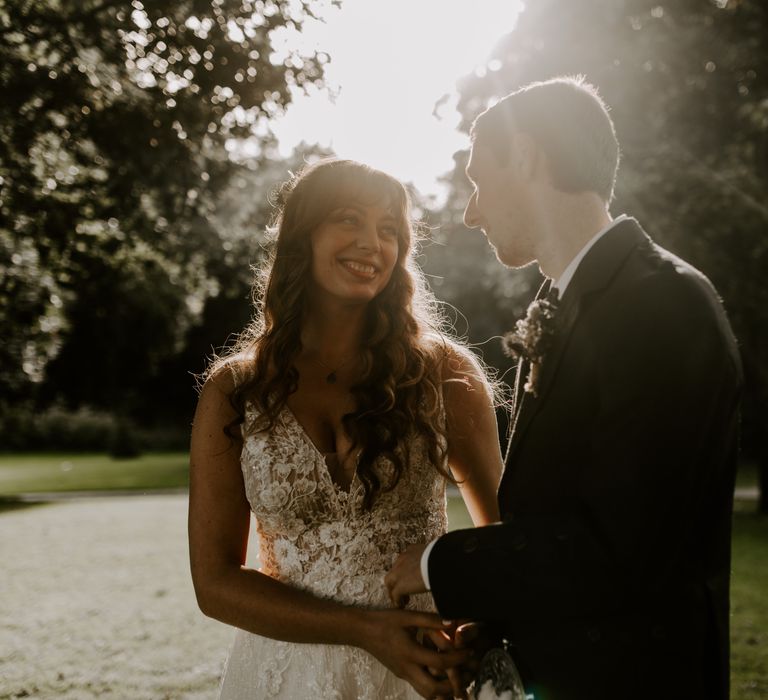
left=188, top=366, right=466, bottom=697
left=442, top=345, right=503, bottom=526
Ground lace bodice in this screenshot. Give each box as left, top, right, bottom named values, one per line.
left=239, top=405, right=447, bottom=608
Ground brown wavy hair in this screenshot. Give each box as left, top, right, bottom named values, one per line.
left=210, top=158, right=455, bottom=509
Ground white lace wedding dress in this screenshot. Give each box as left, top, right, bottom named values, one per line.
left=217, top=405, right=448, bottom=699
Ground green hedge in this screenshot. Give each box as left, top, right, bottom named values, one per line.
left=0, top=405, right=188, bottom=454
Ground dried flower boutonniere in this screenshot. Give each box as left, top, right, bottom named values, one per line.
left=502, top=292, right=560, bottom=397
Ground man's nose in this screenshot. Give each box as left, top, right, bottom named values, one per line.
left=463, top=192, right=481, bottom=229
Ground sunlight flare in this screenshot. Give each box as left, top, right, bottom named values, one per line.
left=268, top=0, right=522, bottom=197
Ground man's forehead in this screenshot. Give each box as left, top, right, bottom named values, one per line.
left=467, top=133, right=516, bottom=175
left=465, top=142, right=487, bottom=175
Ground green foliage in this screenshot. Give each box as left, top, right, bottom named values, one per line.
left=109, top=418, right=142, bottom=459
left=0, top=404, right=118, bottom=451
left=0, top=0, right=327, bottom=414
left=431, top=0, right=768, bottom=486
left=0, top=403, right=188, bottom=452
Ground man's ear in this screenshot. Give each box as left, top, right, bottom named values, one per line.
left=510, top=133, right=538, bottom=180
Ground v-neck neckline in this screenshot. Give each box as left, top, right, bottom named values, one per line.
left=282, top=405, right=359, bottom=495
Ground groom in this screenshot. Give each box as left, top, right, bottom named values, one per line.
left=386, top=76, right=742, bottom=699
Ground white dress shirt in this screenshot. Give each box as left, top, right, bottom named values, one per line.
left=418, top=215, right=628, bottom=591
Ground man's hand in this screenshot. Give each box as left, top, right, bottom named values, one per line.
left=385, top=542, right=429, bottom=608
left=358, top=609, right=470, bottom=699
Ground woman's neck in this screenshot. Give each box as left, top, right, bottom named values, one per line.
left=300, top=302, right=367, bottom=361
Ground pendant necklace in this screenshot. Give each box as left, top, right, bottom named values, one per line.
left=312, top=354, right=358, bottom=384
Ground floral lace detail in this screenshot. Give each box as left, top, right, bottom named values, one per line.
left=260, top=643, right=292, bottom=695
left=239, top=406, right=446, bottom=608
left=218, top=402, right=448, bottom=699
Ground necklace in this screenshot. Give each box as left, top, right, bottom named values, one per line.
left=311, top=353, right=358, bottom=384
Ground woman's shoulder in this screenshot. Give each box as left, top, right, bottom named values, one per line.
left=422, top=334, right=485, bottom=382
left=424, top=336, right=500, bottom=418
left=203, top=351, right=257, bottom=396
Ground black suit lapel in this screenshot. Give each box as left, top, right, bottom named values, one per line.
left=499, top=219, right=651, bottom=503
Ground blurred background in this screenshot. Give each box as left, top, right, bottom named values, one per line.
left=1, top=0, right=765, bottom=505
left=1, top=1, right=766, bottom=697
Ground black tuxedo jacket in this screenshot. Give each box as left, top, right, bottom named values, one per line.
left=429, top=219, right=742, bottom=700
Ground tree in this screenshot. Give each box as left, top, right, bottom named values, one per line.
left=0, top=0, right=328, bottom=425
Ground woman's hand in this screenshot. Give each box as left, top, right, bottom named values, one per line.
left=356, top=609, right=471, bottom=699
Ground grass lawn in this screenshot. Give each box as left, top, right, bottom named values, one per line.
left=1, top=451, right=759, bottom=498
left=730, top=512, right=768, bottom=699
left=0, top=452, right=188, bottom=495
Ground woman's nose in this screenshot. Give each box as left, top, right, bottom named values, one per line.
left=356, top=222, right=381, bottom=251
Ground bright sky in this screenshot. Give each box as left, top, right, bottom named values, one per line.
left=267, top=0, right=522, bottom=199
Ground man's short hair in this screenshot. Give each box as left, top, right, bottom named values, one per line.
left=471, top=75, right=620, bottom=203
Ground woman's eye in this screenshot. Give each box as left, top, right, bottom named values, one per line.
left=380, top=226, right=397, bottom=238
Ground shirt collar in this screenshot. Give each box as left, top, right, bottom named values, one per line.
left=553, top=214, right=628, bottom=298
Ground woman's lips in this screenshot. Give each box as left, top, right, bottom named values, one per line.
left=339, top=259, right=377, bottom=278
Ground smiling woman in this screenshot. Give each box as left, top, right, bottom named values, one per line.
left=187, top=158, right=504, bottom=698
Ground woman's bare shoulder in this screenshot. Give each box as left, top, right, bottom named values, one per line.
left=203, top=351, right=256, bottom=396
left=423, top=335, right=485, bottom=384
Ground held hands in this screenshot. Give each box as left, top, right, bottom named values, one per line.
left=422, top=623, right=477, bottom=700
left=422, top=623, right=497, bottom=700
left=359, top=609, right=471, bottom=699
left=385, top=542, right=429, bottom=608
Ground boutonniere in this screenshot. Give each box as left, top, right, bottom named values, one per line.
left=502, top=291, right=559, bottom=397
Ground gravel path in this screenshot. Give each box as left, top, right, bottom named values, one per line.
left=0, top=494, right=247, bottom=699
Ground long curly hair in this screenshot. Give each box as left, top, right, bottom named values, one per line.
left=211, top=158, right=455, bottom=509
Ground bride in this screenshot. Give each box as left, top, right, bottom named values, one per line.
left=188, top=158, right=504, bottom=699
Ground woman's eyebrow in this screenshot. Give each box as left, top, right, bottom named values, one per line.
left=333, top=203, right=365, bottom=213
left=335, top=202, right=398, bottom=221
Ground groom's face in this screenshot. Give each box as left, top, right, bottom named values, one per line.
left=464, top=138, right=539, bottom=269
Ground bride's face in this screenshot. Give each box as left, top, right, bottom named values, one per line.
left=308, top=200, right=400, bottom=306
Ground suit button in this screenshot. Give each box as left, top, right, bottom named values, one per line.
left=463, top=536, right=479, bottom=553
left=652, top=624, right=666, bottom=640
left=511, top=533, right=527, bottom=551
left=587, top=627, right=601, bottom=643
